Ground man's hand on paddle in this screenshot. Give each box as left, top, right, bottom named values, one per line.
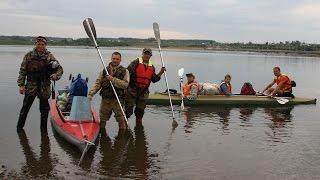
left=19, top=86, right=25, bottom=94
left=106, top=75, right=113, bottom=81
left=50, top=74, right=58, bottom=81
left=159, top=67, right=166, bottom=75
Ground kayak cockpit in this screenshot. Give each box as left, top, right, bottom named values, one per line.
left=56, top=96, right=95, bottom=123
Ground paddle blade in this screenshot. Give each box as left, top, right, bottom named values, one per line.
left=178, top=68, right=184, bottom=77
left=83, top=18, right=97, bottom=42
left=275, top=97, right=289, bottom=105
left=153, top=22, right=161, bottom=45
left=181, top=101, right=184, bottom=110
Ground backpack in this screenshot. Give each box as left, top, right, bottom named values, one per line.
left=69, top=74, right=88, bottom=97
left=240, top=82, right=256, bottom=95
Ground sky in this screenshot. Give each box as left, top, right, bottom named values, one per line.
left=1, top=0, right=320, bottom=43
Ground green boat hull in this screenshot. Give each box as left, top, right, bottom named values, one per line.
left=146, top=93, right=317, bottom=106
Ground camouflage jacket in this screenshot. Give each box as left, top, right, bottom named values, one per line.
left=17, top=48, right=63, bottom=97
left=88, top=65, right=130, bottom=99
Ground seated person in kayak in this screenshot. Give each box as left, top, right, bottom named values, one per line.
left=220, top=74, right=232, bottom=96
left=182, top=73, right=200, bottom=100
left=262, top=66, right=294, bottom=97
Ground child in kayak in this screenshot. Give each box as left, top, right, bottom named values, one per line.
left=220, top=74, right=233, bottom=96
left=182, top=73, right=201, bottom=100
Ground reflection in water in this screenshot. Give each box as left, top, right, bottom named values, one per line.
left=239, top=108, right=256, bottom=127
left=52, top=127, right=97, bottom=170
left=182, top=107, right=232, bottom=134
left=17, top=130, right=55, bottom=178
left=264, top=106, right=294, bottom=143
left=98, top=127, right=158, bottom=179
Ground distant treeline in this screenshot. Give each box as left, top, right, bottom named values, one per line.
left=1, top=35, right=320, bottom=53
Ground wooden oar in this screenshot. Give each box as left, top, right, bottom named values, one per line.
left=178, top=68, right=185, bottom=110
left=153, top=22, right=177, bottom=127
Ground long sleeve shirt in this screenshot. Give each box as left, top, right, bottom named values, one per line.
left=88, top=67, right=129, bottom=98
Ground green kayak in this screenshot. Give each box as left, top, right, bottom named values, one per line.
left=147, top=93, right=317, bottom=106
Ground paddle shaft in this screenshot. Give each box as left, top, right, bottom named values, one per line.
left=180, top=77, right=184, bottom=110
left=84, top=19, right=129, bottom=126
left=157, top=45, right=175, bottom=119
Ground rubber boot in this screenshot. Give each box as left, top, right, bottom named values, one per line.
left=100, top=121, right=106, bottom=130
left=118, top=118, right=127, bottom=130
left=17, top=95, right=36, bottom=131
left=40, top=112, right=49, bottom=133
left=136, top=117, right=143, bottom=127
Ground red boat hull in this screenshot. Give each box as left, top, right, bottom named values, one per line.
left=50, top=97, right=100, bottom=153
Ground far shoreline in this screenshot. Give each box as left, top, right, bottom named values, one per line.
left=1, top=44, right=320, bottom=58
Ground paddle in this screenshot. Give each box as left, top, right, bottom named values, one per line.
left=256, top=91, right=290, bottom=105
left=178, top=68, right=185, bottom=110
left=153, top=22, right=177, bottom=127
left=274, top=97, right=289, bottom=105
left=83, top=18, right=129, bottom=127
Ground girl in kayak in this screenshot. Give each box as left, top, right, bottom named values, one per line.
left=220, top=74, right=233, bottom=96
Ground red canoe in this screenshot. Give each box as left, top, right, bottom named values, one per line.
left=50, top=95, right=100, bottom=153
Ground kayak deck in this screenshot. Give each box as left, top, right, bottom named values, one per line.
left=147, top=93, right=317, bottom=106
left=50, top=97, right=100, bottom=153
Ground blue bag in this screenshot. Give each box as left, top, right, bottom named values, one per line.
left=69, top=74, right=88, bottom=97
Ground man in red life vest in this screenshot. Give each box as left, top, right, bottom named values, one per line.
left=125, top=48, right=165, bottom=126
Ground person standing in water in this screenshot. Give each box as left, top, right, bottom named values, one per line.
left=17, top=36, right=63, bottom=132
left=88, top=52, right=129, bottom=130
left=125, top=48, right=165, bottom=126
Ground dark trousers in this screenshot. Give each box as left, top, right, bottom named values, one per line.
left=17, top=93, right=50, bottom=131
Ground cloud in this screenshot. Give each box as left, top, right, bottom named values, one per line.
left=292, top=2, right=320, bottom=20
left=0, top=0, right=320, bottom=42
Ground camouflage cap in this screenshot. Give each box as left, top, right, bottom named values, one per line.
left=142, top=48, right=152, bottom=55
left=35, top=36, right=47, bottom=44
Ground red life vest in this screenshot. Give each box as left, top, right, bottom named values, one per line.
left=135, top=58, right=154, bottom=89
left=182, top=81, right=200, bottom=96
left=274, top=74, right=292, bottom=92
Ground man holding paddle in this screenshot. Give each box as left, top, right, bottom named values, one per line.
left=17, top=36, right=63, bottom=132
left=88, top=52, right=129, bottom=130
left=125, top=48, right=165, bottom=126
left=262, top=66, right=294, bottom=98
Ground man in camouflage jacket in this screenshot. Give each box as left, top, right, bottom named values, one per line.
left=88, top=52, right=129, bottom=130
left=17, top=36, right=63, bottom=132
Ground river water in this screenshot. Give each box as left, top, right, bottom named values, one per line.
left=0, top=46, right=319, bottom=179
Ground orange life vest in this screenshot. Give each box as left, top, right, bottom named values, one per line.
left=182, top=81, right=200, bottom=96
left=135, top=57, right=154, bottom=89
left=220, top=82, right=232, bottom=95
left=274, top=74, right=292, bottom=92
